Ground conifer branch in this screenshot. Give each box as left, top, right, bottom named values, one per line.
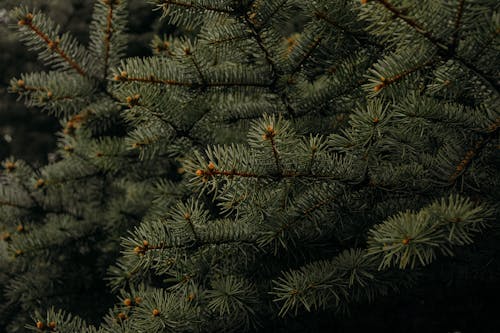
left=208, top=35, right=249, bottom=46
left=244, top=13, right=297, bottom=117
left=449, top=118, right=499, bottom=184
left=196, top=168, right=349, bottom=181
left=373, top=58, right=437, bottom=92
left=5, top=1, right=498, bottom=329
left=116, top=75, right=271, bottom=88
left=0, top=198, right=82, bottom=220
left=18, top=14, right=86, bottom=76
left=16, top=83, right=78, bottom=102
left=470, top=28, right=499, bottom=61
left=0, top=199, right=32, bottom=210
left=102, top=0, right=115, bottom=78
left=115, top=75, right=193, bottom=86
left=307, top=148, right=317, bottom=175
left=244, top=15, right=277, bottom=76
left=159, top=0, right=234, bottom=14
left=454, top=57, right=499, bottom=94
left=269, top=134, right=283, bottom=174
left=450, top=0, right=465, bottom=51
left=302, top=195, right=336, bottom=217
left=13, top=172, right=45, bottom=210
left=42, top=171, right=103, bottom=187
left=370, top=0, right=448, bottom=51
left=133, top=238, right=255, bottom=255
left=313, top=11, right=383, bottom=50
left=251, top=0, right=289, bottom=28
left=370, top=0, right=498, bottom=94
left=188, top=54, right=207, bottom=86
left=289, top=35, right=323, bottom=77
left=184, top=214, right=200, bottom=243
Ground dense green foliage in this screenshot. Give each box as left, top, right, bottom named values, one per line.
left=0, top=0, right=161, bottom=163
left=0, top=0, right=499, bottom=332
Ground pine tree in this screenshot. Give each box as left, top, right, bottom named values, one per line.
left=1, top=0, right=498, bottom=332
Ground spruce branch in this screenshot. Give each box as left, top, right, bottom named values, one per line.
left=289, top=35, right=323, bottom=77
left=371, top=58, right=437, bottom=93
left=448, top=118, right=499, bottom=184
left=102, top=0, right=116, bottom=77
left=187, top=54, right=208, bottom=87
left=368, top=0, right=448, bottom=51
left=89, top=0, right=128, bottom=79
left=243, top=11, right=299, bottom=117
left=302, top=194, right=336, bottom=217
left=158, top=0, right=235, bottom=14
left=194, top=168, right=357, bottom=182
left=243, top=14, right=278, bottom=77
left=0, top=199, right=32, bottom=210
left=263, top=125, right=284, bottom=174
left=15, top=11, right=87, bottom=76
left=9, top=72, right=94, bottom=116
left=3, top=1, right=499, bottom=331
left=207, top=34, right=250, bottom=46
left=250, top=0, right=291, bottom=29
left=313, top=10, right=383, bottom=50
left=367, top=194, right=493, bottom=269
left=449, top=0, right=465, bottom=52
left=115, top=72, right=271, bottom=88
left=454, top=56, right=499, bottom=94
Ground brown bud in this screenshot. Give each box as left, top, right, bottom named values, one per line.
left=126, top=94, right=140, bottom=106
left=18, top=13, right=33, bottom=25
left=35, top=178, right=45, bottom=189
left=36, top=321, right=44, bottom=329
left=152, top=309, right=160, bottom=317
left=5, top=161, right=16, bottom=172
left=262, top=125, right=276, bottom=140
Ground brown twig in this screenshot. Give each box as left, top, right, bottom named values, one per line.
left=103, top=1, right=115, bottom=77
left=20, top=17, right=86, bottom=76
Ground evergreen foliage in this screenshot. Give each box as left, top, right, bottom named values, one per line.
left=0, top=0, right=498, bottom=332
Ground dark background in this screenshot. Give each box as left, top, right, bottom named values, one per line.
left=0, top=1, right=498, bottom=331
